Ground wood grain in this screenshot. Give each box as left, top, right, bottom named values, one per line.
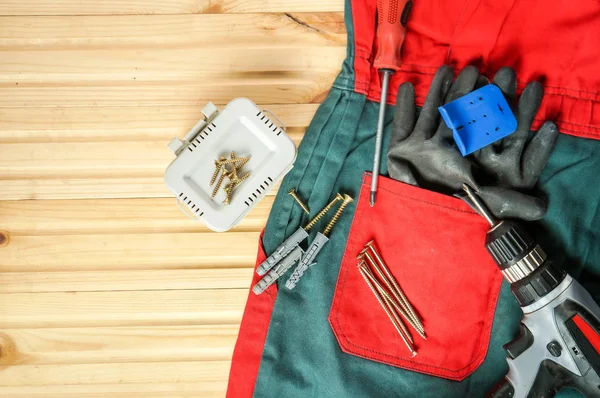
left=0, top=104, right=311, bottom=199
left=1, top=382, right=228, bottom=397
left=0, top=269, right=255, bottom=293
left=0, top=325, right=238, bottom=365
left=1, top=231, right=261, bottom=272
left=0, top=290, right=247, bottom=328
left=0, top=0, right=344, bottom=16
left=0, top=104, right=317, bottom=143
left=0, top=0, right=343, bottom=394
left=0, top=196, right=275, bottom=235
left=0, top=360, right=231, bottom=386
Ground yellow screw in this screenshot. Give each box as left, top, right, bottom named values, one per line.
left=289, top=188, right=310, bottom=215
left=212, top=170, right=228, bottom=197
left=323, top=194, right=353, bottom=236
left=304, top=193, right=343, bottom=232
left=210, top=157, right=227, bottom=186
left=223, top=181, right=237, bottom=204
left=217, top=157, right=248, bottom=167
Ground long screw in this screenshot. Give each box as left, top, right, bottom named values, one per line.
left=323, top=194, right=353, bottom=237
left=358, top=261, right=416, bottom=356
left=304, top=194, right=343, bottom=232
left=210, top=161, right=223, bottom=186
left=212, top=171, right=228, bottom=197
left=216, top=157, right=248, bottom=167
left=365, top=241, right=424, bottom=332
left=361, top=264, right=415, bottom=343
left=235, top=156, right=251, bottom=169
left=223, top=181, right=237, bottom=204
left=289, top=188, right=310, bottom=214
left=359, top=248, right=424, bottom=334
left=361, top=260, right=426, bottom=339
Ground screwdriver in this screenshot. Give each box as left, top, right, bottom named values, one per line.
left=370, top=0, right=414, bottom=207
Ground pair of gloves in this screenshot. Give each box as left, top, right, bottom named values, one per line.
left=387, top=65, right=559, bottom=221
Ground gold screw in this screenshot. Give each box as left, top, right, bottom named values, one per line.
left=216, top=157, right=248, bottom=167
left=212, top=170, right=228, bottom=197
left=237, top=172, right=251, bottom=183
left=323, top=194, right=353, bottom=237
left=223, top=181, right=237, bottom=204
left=358, top=261, right=416, bottom=356
left=365, top=241, right=424, bottom=333
left=359, top=251, right=426, bottom=339
left=235, top=156, right=251, bottom=169
left=304, top=193, right=343, bottom=232
left=289, top=188, right=310, bottom=215
left=359, top=249, right=424, bottom=335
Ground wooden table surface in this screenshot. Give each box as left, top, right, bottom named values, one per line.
left=0, top=1, right=346, bottom=396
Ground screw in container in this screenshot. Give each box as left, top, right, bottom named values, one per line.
left=212, top=170, right=229, bottom=198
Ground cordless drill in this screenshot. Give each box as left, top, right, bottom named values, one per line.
left=462, top=185, right=600, bottom=398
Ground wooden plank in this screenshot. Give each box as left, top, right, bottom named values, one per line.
left=0, top=104, right=318, bottom=143
left=0, top=14, right=345, bottom=107
left=0, top=196, right=275, bottom=235
left=0, top=140, right=301, bottom=179
left=0, top=177, right=192, bottom=201
left=1, top=382, right=227, bottom=397
left=1, top=48, right=343, bottom=83
left=0, top=268, right=254, bottom=293
left=1, top=325, right=238, bottom=365
left=0, top=14, right=345, bottom=49
left=1, top=74, right=336, bottom=108
left=0, top=103, right=306, bottom=199
left=0, top=0, right=344, bottom=16
left=0, top=290, right=247, bottom=328
left=0, top=360, right=231, bottom=387
left=0, top=231, right=260, bottom=272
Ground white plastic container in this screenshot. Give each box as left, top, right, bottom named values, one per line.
left=164, top=98, right=296, bottom=232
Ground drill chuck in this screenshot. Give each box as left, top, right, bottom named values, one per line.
left=486, top=220, right=541, bottom=280
left=461, top=184, right=567, bottom=307
left=485, top=220, right=566, bottom=307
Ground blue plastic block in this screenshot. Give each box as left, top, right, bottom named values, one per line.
left=438, top=85, right=517, bottom=156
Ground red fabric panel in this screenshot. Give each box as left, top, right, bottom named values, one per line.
left=350, top=0, right=600, bottom=140
left=573, top=314, right=600, bottom=354
left=226, top=231, right=277, bottom=398
left=329, top=174, right=503, bottom=381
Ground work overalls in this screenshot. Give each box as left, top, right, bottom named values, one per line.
left=228, top=1, right=600, bottom=396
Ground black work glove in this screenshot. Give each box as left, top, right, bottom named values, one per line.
left=387, top=65, right=479, bottom=193
left=469, top=67, right=559, bottom=219
left=386, top=65, right=559, bottom=221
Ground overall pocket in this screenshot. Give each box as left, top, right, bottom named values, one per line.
left=329, top=173, right=503, bottom=381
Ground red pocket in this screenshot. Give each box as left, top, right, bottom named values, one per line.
left=329, top=174, right=503, bottom=381
left=227, top=231, right=277, bottom=398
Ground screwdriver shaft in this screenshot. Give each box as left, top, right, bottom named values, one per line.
left=370, top=70, right=393, bottom=207
left=462, top=184, right=497, bottom=227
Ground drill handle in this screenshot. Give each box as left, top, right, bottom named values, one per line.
left=489, top=359, right=600, bottom=398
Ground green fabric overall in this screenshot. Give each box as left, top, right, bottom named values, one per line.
left=250, top=1, right=600, bottom=396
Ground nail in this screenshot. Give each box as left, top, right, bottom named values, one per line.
left=365, top=240, right=424, bottom=331
left=362, top=249, right=424, bottom=334
left=358, top=262, right=416, bottom=356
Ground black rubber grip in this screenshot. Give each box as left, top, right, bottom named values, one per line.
left=485, top=221, right=536, bottom=270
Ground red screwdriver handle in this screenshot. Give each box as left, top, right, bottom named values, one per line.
left=374, top=0, right=413, bottom=71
